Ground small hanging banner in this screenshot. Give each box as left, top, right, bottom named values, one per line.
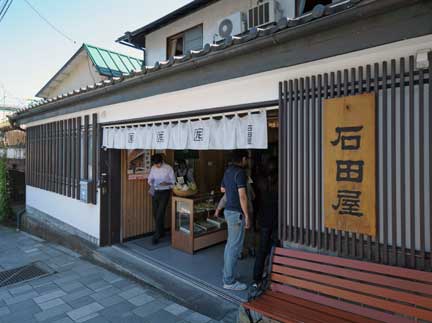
left=137, top=126, right=153, bottom=149
left=236, top=112, right=268, bottom=149
left=169, top=121, right=189, bottom=150
left=189, top=120, right=210, bottom=150
left=152, top=124, right=171, bottom=150
left=125, top=127, right=139, bottom=149
left=102, top=128, right=111, bottom=148
left=209, top=116, right=239, bottom=150
left=113, top=128, right=126, bottom=149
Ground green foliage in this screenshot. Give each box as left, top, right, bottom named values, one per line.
left=0, top=157, right=11, bottom=221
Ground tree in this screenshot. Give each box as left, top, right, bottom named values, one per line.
left=0, top=157, right=11, bottom=221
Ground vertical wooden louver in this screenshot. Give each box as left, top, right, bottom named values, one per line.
left=26, top=114, right=97, bottom=205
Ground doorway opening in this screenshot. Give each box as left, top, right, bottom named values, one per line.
left=103, top=109, right=279, bottom=301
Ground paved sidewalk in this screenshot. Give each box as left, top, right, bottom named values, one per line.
left=0, top=226, right=222, bottom=323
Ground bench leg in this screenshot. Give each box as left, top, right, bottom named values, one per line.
left=245, top=309, right=262, bottom=323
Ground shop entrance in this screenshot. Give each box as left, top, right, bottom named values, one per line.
left=101, top=108, right=279, bottom=301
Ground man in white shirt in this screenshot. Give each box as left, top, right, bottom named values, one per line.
left=148, top=154, right=175, bottom=245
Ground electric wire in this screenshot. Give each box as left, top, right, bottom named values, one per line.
left=0, top=0, right=13, bottom=24
left=0, top=0, right=10, bottom=17
left=23, top=0, right=76, bottom=44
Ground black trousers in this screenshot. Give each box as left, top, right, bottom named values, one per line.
left=152, top=190, right=171, bottom=239
left=253, top=226, right=273, bottom=283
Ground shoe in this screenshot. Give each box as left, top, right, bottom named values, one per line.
left=223, top=281, right=247, bottom=291
left=151, top=236, right=159, bottom=245
left=249, top=247, right=256, bottom=258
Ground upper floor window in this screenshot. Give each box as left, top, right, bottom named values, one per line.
left=297, top=0, right=332, bottom=16
left=167, top=24, right=203, bottom=59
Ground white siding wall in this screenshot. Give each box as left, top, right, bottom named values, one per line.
left=26, top=186, right=100, bottom=240
left=46, top=54, right=105, bottom=99
left=145, top=0, right=296, bottom=65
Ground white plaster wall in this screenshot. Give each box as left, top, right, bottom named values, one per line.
left=145, top=0, right=295, bottom=65
left=26, top=186, right=100, bottom=240
left=46, top=54, right=105, bottom=99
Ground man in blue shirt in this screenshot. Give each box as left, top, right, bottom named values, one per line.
left=220, top=150, right=250, bottom=291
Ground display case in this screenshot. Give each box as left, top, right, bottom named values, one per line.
left=172, top=193, right=227, bottom=254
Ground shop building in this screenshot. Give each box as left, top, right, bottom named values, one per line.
left=9, top=0, right=432, bottom=306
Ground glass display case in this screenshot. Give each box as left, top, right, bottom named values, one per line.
left=171, top=193, right=227, bottom=254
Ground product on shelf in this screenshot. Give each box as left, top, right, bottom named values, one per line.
left=206, top=217, right=227, bottom=229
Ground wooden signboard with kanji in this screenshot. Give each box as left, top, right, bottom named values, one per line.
left=323, top=93, right=376, bottom=236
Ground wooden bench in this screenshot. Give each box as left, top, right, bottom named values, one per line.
left=243, top=247, right=432, bottom=323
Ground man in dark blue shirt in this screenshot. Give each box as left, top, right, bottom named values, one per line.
left=220, top=150, right=250, bottom=291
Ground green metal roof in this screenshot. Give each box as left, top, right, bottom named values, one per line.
left=84, top=44, right=143, bottom=77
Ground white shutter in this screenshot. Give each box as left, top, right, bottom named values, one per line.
left=136, top=126, right=153, bottom=149
left=152, top=124, right=171, bottom=149
left=236, top=112, right=268, bottom=149
left=169, top=121, right=189, bottom=150
left=188, top=120, right=210, bottom=150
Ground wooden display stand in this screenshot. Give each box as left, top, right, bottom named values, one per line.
left=171, top=195, right=227, bottom=254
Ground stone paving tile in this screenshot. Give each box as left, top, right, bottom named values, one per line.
left=67, top=296, right=96, bottom=309
left=60, top=281, right=85, bottom=293
left=0, top=306, right=11, bottom=317
left=38, top=298, right=66, bottom=311
left=8, top=298, right=40, bottom=314
left=8, top=283, right=33, bottom=296
left=34, top=290, right=67, bottom=304
left=89, top=286, right=120, bottom=302
left=185, top=311, right=213, bottom=323
left=54, top=273, right=81, bottom=286
left=34, top=282, right=62, bottom=294
left=127, top=293, right=154, bottom=306
left=165, top=303, right=190, bottom=316
left=0, top=309, right=38, bottom=323
left=52, top=317, right=75, bottom=323
left=67, top=302, right=104, bottom=321
left=75, top=313, right=100, bottom=322
left=4, top=290, right=39, bottom=305
left=83, top=315, right=111, bottom=323
left=133, top=300, right=168, bottom=319
left=34, top=303, right=73, bottom=322
left=62, top=288, right=93, bottom=303
left=87, top=280, right=112, bottom=292
left=144, top=309, right=180, bottom=323
left=118, top=287, right=146, bottom=300
left=97, top=295, right=124, bottom=308
left=99, top=301, right=135, bottom=322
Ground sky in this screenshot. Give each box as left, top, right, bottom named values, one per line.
left=0, top=0, right=190, bottom=107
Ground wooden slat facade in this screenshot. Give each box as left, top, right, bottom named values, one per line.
left=279, top=54, right=432, bottom=271
left=25, top=115, right=96, bottom=204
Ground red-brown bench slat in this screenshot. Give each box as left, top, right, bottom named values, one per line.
left=272, top=264, right=432, bottom=309
left=274, top=248, right=432, bottom=283
left=273, top=256, right=432, bottom=295
left=249, top=294, right=349, bottom=323
left=271, top=273, right=432, bottom=322
left=264, top=290, right=382, bottom=323
left=246, top=293, right=358, bottom=323
left=244, top=299, right=321, bottom=323
left=271, top=284, right=414, bottom=323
